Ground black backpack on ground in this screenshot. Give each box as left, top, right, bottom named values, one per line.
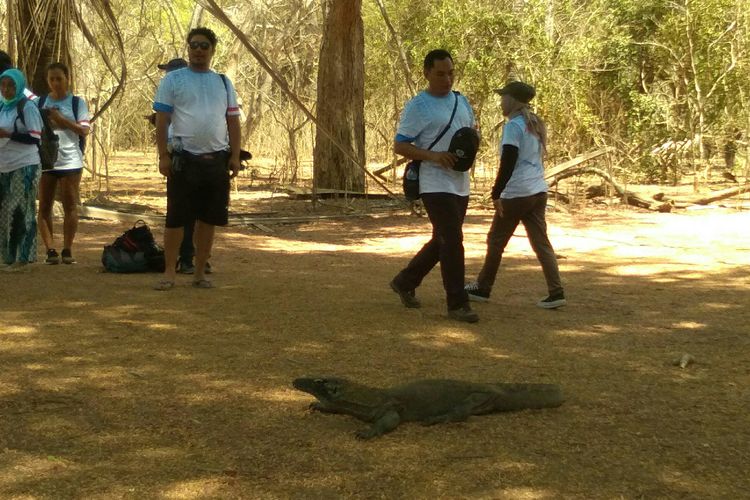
left=101, top=220, right=165, bottom=273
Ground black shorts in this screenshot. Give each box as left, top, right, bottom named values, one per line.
left=43, top=168, right=83, bottom=178
left=165, top=152, right=230, bottom=228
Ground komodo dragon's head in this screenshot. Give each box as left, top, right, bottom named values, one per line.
left=293, top=377, right=351, bottom=401
left=292, top=377, right=388, bottom=408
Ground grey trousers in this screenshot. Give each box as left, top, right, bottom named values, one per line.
left=477, top=192, right=563, bottom=296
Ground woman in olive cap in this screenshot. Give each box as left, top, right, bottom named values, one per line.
left=465, top=81, right=566, bottom=308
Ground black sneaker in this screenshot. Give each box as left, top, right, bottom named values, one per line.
left=390, top=279, right=421, bottom=308
left=537, top=292, right=567, bottom=309
left=176, top=258, right=195, bottom=274
left=448, top=304, right=479, bottom=323
left=61, top=248, right=76, bottom=264
left=45, top=249, right=60, bottom=265
left=465, top=281, right=490, bottom=302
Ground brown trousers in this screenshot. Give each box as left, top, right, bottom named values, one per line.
left=477, top=192, right=563, bottom=296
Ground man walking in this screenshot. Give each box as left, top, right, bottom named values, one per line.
left=152, top=27, right=242, bottom=290
left=390, top=49, right=479, bottom=323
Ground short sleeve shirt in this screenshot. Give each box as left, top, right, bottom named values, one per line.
left=395, top=91, right=475, bottom=196
left=153, top=68, right=240, bottom=155
left=0, top=99, right=42, bottom=172
left=499, top=115, right=548, bottom=199
left=40, top=93, right=90, bottom=170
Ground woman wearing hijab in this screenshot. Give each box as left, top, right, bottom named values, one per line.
left=465, top=81, right=566, bottom=309
left=0, top=69, right=43, bottom=269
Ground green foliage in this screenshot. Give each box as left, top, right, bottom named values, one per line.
left=22, top=0, right=746, bottom=184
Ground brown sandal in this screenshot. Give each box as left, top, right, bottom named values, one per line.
left=192, top=278, right=213, bottom=289
left=153, top=280, right=175, bottom=291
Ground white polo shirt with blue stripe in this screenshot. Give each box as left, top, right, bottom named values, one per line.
left=395, top=90, right=475, bottom=197
left=153, top=67, right=240, bottom=155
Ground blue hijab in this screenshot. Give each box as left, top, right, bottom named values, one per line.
left=0, top=68, right=26, bottom=107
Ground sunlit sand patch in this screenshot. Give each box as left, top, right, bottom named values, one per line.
left=255, top=239, right=347, bottom=253
left=254, top=388, right=309, bottom=403
left=0, top=381, right=21, bottom=397
left=147, top=323, right=179, bottom=331
left=0, top=451, right=76, bottom=479
left=161, top=478, right=224, bottom=499
left=702, top=302, right=735, bottom=310
left=490, top=487, right=555, bottom=499
left=555, top=329, right=604, bottom=338
left=670, top=321, right=706, bottom=329
left=405, top=328, right=480, bottom=348
left=60, top=301, right=95, bottom=308
left=478, top=347, right=512, bottom=359
left=284, top=342, right=328, bottom=355
left=131, top=447, right=186, bottom=459
left=606, top=264, right=711, bottom=277
left=0, top=325, right=38, bottom=335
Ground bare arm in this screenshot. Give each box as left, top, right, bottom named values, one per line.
left=155, top=111, right=172, bottom=177
left=227, top=114, right=242, bottom=178
left=47, top=109, right=90, bottom=136
left=393, top=140, right=456, bottom=169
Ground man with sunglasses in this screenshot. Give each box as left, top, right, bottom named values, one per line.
left=152, top=27, right=242, bottom=290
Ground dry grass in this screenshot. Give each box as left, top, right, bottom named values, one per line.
left=0, top=155, right=749, bottom=498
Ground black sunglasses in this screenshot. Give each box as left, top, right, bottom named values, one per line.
left=188, top=41, right=211, bottom=50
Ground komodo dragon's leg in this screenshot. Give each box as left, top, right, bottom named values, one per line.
left=355, top=410, right=401, bottom=440
left=421, top=392, right=494, bottom=426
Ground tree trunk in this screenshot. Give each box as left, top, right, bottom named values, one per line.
left=313, top=0, right=365, bottom=192
left=13, top=0, right=73, bottom=94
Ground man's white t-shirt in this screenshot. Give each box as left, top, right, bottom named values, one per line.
left=153, top=67, right=240, bottom=155
left=396, top=91, right=475, bottom=196
left=499, top=114, right=548, bottom=199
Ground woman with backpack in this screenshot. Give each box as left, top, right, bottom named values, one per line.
left=0, top=68, right=43, bottom=269
left=37, top=62, right=91, bottom=265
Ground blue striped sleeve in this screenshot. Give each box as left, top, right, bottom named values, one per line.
left=153, top=102, right=173, bottom=113
left=395, top=134, right=415, bottom=143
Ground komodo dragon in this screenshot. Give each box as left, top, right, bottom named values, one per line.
left=293, top=377, right=564, bottom=439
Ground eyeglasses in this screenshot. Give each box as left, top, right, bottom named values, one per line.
left=188, top=41, right=211, bottom=50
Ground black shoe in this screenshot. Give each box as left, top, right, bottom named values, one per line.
left=61, top=248, right=76, bottom=264
left=176, top=258, right=195, bottom=274
left=464, top=281, right=490, bottom=302
left=45, top=249, right=60, bottom=265
left=537, top=292, right=566, bottom=309
left=390, top=279, right=421, bottom=308
left=448, top=304, right=479, bottom=323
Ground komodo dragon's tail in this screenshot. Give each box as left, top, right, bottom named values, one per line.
left=490, top=383, right=564, bottom=411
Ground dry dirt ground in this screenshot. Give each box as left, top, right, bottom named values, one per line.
left=1, top=155, right=749, bottom=499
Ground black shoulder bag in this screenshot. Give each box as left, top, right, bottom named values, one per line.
left=402, top=91, right=459, bottom=201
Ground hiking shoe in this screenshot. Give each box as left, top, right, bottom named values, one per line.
left=176, top=258, right=195, bottom=274
left=537, top=292, right=567, bottom=309
left=45, top=249, right=60, bottom=265
left=465, top=281, right=490, bottom=302
left=448, top=304, right=479, bottom=323
left=61, top=248, right=76, bottom=264
left=390, top=279, right=421, bottom=308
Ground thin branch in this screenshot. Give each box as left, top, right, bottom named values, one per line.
left=199, top=0, right=400, bottom=199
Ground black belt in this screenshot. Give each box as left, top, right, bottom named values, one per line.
left=176, top=150, right=229, bottom=161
